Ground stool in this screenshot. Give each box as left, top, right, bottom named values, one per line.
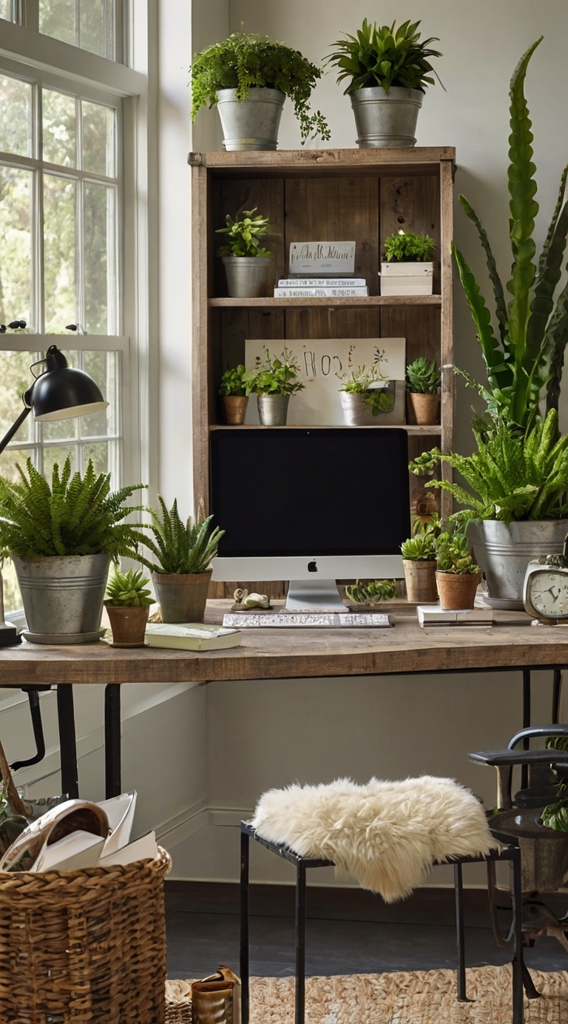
left=240, top=822, right=525, bottom=1024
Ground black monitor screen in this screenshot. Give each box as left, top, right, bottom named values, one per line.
left=210, top=428, right=410, bottom=558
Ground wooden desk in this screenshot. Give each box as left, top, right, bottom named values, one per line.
left=0, top=604, right=566, bottom=798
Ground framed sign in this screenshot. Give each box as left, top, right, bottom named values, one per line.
left=288, top=242, right=356, bottom=276
left=244, top=337, right=406, bottom=426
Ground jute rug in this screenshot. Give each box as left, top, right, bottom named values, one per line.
left=166, top=966, right=568, bottom=1023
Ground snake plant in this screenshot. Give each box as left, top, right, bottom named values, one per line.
left=452, top=37, right=568, bottom=434
left=139, top=498, right=224, bottom=575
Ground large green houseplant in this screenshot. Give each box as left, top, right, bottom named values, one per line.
left=0, top=458, right=146, bottom=642
left=190, top=31, right=330, bottom=149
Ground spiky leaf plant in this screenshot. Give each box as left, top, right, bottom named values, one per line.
left=138, top=498, right=224, bottom=575
left=0, top=458, right=146, bottom=558
left=105, top=568, right=153, bottom=607
left=406, top=357, right=441, bottom=394
left=326, top=19, right=443, bottom=95
left=452, top=37, right=568, bottom=433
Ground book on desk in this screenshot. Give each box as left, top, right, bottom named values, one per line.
left=145, top=623, right=242, bottom=650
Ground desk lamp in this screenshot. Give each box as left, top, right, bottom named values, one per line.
left=0, top=344, right=109, bottom=646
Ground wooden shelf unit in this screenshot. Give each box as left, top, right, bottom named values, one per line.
left=190, top=147, right=455, bottom=524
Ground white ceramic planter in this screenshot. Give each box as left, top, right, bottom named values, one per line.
left=380, top=262, right=433, bottom=295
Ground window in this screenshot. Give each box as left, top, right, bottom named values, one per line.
left=2, top=1, right=121, bottom=60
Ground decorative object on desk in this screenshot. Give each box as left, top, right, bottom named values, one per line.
left=406, top=357, right=441, bottom=425
left=435, top=527, right=481, bottom=611
left=191, top=965, right=241, bottom=1024
left=0, top=458, right=146, bottom=644
left=401, top=514, right=441, bottom=603
left=417, top=604, right=494, bottom=626
left=104, top=568, right=153, bottom=648
left=523, top=541, right=568, bottom=625
left=190, top=31, right=330, bottom=149
left=231, top=587, right=271, bottom=611
left=219, top=365, right=251, bottom=424
left=145, top=623, right=242, bottom=651
left=380, top=231, right=435, bottom=295
left=138, top=499, right=224, bottom=623
left=326, top=19, right=443, bottom=147
left=216, top=208, right=273, bottom=297
left=338, top=364, right=395, bottom=424
left=344, top=579, right=396, bottom=604
left=288, top=241, right=356, bottom=277
left=243, top=348, right=304, bottom=426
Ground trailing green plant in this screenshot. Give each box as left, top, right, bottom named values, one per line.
left=541, top=735, right=568, bottom=831
left=190, top=31, right=330, bottom=143
left=105, top=568, right=153, bottom=607
left=337, top=364, right=394, bottom=415
left=0, top=458, right=146, bottom=558
left=409, top=408, right=568, bottom=524
left=383, top=231, right=435, bottom=263
left=452, top=36, right=568, bottom=434
left=400, top=514, right=441, bottom=561
left=216, top=208, right=272, bottom=259
left=138, top=498, right=224, bottom=576
left=219, top=364, right=251, bottom=397
left=344, top=579, right=396, bottom=604
left=436, top=527, right=480, bottom=575
left=326, top=19, right=443, bottom=95
left=243, top=348, right=305, bottom=396
left=406, top=357, right=441, bottom=394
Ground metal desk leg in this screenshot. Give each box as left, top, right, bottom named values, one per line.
left=56, top=685, right=79, bottom=798
left=240, top=828, right=250, bottom=1024
left=104, top=684, right=121, bottom=798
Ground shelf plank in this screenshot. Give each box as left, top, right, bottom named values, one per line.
left=209, top=295, right=442, bottom=309
left=209, top=424, right=442, bottom=435
left=189, top=147, right=456, bottom=173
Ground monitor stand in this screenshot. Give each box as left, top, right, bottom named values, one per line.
left=285, top=579, right=348, bottom=613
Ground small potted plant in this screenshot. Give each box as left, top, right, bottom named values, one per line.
left=219, top=364, right=252, bottom=424
left=400, top=514, right=441, bottom=603
left=190, top=31, right=330, bottom=150
left=104, top=568, right=153, bottom=648
left=243, top=348, right=304, bottom=426
left=326, top=19, right=443, bottom=147
left=337, top=364, right=395, bottom=425
left=380, top=231, right=436, bottom=295
left=344, top=579, right=396, bottom=604
left=406, top=357, right=441, bottom=425
left=435, top=527, right=482, bottom=611
left=216, top=207, right=273, bottom=298
left=137, top=499, right=224, bottom=623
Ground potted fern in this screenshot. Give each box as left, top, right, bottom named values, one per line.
left=326, top=19, right=443, bottom=147
left=381, top=231, right=435, bottom=296
left=104, top=568, right=153, bottom=648
left=0, top=458, right=146, bottom=644
left=435, top=528, right=482, bottom=611
left=190, top=31, right=330, bottom=150
left=138, top=499, right=224, bottom=623
left=406, top=357, right=441, bottom=425
left=216, top=208, right=273, bottom=298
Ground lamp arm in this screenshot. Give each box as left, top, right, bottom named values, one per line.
left=0, top=405, right=31, bottom=455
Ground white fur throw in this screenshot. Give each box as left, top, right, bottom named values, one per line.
left=251, top=777, right=493, bottom=903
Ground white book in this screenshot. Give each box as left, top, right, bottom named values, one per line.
left=98, top=831, right=158, bottom=867
left=278, top=278, right=366, bottom=287
left=145, top=622, right=242, bottom=651
left=274, top=286, right=368, bottom=297
left=417, top=604, right=494, bottom=626
left=98, top=791, right=137, bottom=856
left=34, top=831, right=106, bottom=872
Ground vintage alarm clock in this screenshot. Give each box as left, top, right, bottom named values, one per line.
left=523, top=549, right=568, bottom=624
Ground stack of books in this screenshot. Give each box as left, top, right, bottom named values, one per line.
left=274, top=277, right=368, bottom=297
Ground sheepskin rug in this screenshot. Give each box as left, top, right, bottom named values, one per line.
left=250, top=776, right=493, bottom=902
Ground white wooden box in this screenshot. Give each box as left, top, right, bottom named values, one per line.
left=379, top=262, right=434, bottom=295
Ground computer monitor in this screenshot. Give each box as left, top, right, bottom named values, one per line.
left=210, top=427, right=410, bottom=611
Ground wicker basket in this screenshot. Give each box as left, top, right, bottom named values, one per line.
left=0, top=846, right=171, bottom=1023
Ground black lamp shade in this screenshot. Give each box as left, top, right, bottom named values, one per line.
left=29, top=366, right=109, bottom=421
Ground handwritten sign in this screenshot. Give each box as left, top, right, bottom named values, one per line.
left=244, top=337, right=406, bottom=425
left=289, top=241, right=356, bottom=276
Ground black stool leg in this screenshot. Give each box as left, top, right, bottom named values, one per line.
left=510, top=846, right=526, bottom=1023
left=295, top=861, right=307, bottom=1024
left=454, top=862, right=472, bottom=1002
left=240, top=829, right=250, bottom=1024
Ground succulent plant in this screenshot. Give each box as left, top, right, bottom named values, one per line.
left=406, top=357, right=441, bottom=394
left=105, top=568, right=153, bottom=607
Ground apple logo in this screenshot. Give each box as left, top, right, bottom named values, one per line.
left=307, top=559, right=318, bottom=573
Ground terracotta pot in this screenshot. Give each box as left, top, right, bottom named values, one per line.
left=403, top=560, right=437, bottom=603
left=435, top=571, right=482, bottom=611
left=153, top=570, right=212, bottom=623
left=222, top=395, right=248, bottom=425
left=105, top=604, right=149, bottom=648
left=408, top=392, right=440, bottom=425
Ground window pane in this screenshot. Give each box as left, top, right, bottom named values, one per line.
left=82, top=100, right=115, bottom=176
left=0, top=2, right=17, bottom=22
left=84, top=183, right=116, bottom=333
left=0, top=167, right=32, bottom=325
left=83, top=441, right=109, bottom=474
left=39, top=0, right=76, bottom=47
left=42, top=416, right=77, bottom=441
left=39, top=0, right=115, bottom=59
left=42, top=89, right=76, bottom=167
left=0, top=351, right=34, bottom=442
left=44, top=174, right=76, bottom=332
left=82, top=350, right=116, bottom=436
left=4, top=559, right=22, bottom=616
left=42, top=444, right=76, bottom=479
left=0, top=74, right=31, bottom=157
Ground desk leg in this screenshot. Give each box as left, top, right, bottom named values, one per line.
left=57, top=685, right=79, bottom=798
left=522, top=669, right=531, bottom=791
left=105, top=684, right=121, bottom=798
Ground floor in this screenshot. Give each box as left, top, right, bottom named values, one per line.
left=165, top=881, right=568, bottom=980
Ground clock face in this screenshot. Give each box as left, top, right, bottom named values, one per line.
left=526, top=569, right=568, bottom=619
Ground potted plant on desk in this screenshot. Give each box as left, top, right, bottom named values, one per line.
left=435, top=527, right=481, bottom=611
left=138, top=498, right=224, bottom=623
left=104, top=568, right=153, bottom=648
left=400, top=514, right=441, bottom=603
left=243, top=348, right=305, bottom=426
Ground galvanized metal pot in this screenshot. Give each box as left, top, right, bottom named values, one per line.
left=216, top=88, right=285, bottom=151
left=222, top=257, right=273, bottom=298
left=153, top=570, right=212, bottom=623
left=468, top=519, right=568, bottom=610
left=339, top=391, right=374, bottom=425
left=350, top=86, right=423, bottom=148
left=257, top=394, right=290, bottom=426
left=13, top=553, right=111, bottom=643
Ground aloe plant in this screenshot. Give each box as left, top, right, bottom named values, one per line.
left=105, top=568, right=153, bottom=607
left=453, top=36, right=568, bottom=433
